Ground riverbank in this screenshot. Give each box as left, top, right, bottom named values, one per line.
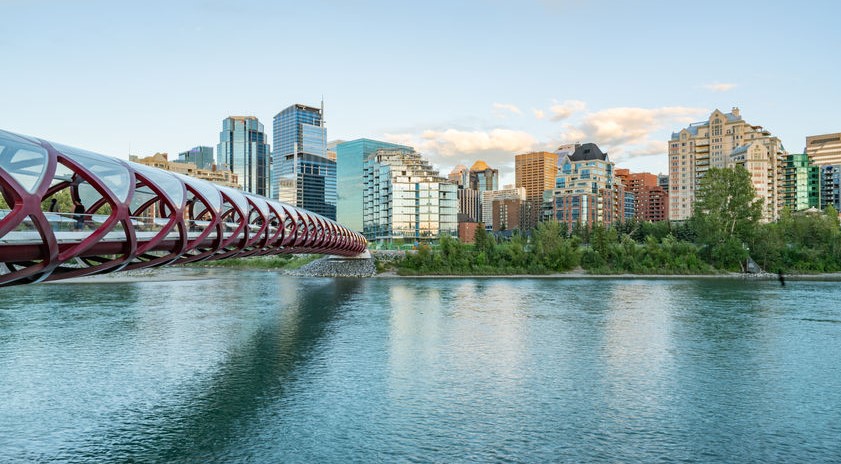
left=38, top=258, right=841, bottom=283
left=374, top=269, right=841, bottom=281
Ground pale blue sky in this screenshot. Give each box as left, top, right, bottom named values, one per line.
left=2, top=0, right=839, bottom=184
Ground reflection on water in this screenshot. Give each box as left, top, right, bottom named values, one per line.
left=1, top=273, right=841, bottom=462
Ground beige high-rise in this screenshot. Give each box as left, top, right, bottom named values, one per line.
left=668, top=108, right=786, bottom=222
left=805, top=132, right=841, bottom=166
left=515, top=151, right=558, bottom=230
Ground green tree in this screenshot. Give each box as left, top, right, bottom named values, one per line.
left=692, top=167, right=762, bottom=270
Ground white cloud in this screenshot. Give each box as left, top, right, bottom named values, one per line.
left=533, top=108, right=546, bottom=120
left=382, top=128, right=537, bottom=175
left=556, top=106, right=708, bottom=161
left=381, top=105, right=708, bottom=177
left=703, top=82, right=737, bottom=92
left=549, top=99, right=586, bottom=121
left=492, top=102, right=522, bottom=115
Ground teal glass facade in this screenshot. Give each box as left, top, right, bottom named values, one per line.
left=217, top=117, right=269, bottom=196
left=271, top=104, right=335, bottom=219
left=176, top=146, right=214, bottom=170
left=336, top=138, right=412, bottom=232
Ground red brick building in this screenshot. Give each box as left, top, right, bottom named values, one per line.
left=458, top=221, right=483, bottom=243
left=614, top=169, right=669, bottom=222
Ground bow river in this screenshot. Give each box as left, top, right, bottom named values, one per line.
left=1, top=269, right=840, bottom=463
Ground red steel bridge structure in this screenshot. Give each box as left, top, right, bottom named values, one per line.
left=0, top=129, right=367, bottom=286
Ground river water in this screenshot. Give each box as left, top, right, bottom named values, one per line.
left=1, top=269, right=840, bottom=463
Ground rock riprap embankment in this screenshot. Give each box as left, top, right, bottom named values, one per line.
left=286, top=256, right=376, bottom=278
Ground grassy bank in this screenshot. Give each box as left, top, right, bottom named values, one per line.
left=184, top=254, right=321, bottom=270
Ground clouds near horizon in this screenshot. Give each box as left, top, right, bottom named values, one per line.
left=382, top=103, right=708, bottom=179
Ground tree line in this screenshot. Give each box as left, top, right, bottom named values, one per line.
left=399, top=167, right=841, bottom=275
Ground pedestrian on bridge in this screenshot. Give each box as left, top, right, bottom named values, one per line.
left=73, top=200, right=85, bottom=231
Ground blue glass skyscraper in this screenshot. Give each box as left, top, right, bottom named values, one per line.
left=217, top=116, right=270, bottom=196
left=271, top=103, right=336, bottom=220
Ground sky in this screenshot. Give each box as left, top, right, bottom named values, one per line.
left=2, top=0, right=839, bottom=186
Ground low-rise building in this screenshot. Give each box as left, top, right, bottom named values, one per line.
left=458, top=221, right=483, bottom=243
left=130, top=152, right=240, bottom=188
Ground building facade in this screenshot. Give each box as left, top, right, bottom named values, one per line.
left=806, top=132, right=841, bottom=166
left=457, top=188, right=481, bottom=223
left=481, top=187, right=526, bottom=230
left=549, top=143, right=623, bottom=230
left=491, top=197, right=525, bottom=232
left=130, top=152, right=239, bottom=188
left=669, top=108, right=786, bottom=222
left=449, top=161, right=499, bottom=224
left=335, top=138, right=413, bottom=232
left=615, top=168, right=669, bottom=222
left=176, top=146, right=215, bottom=170
left=782, top=154, right=820, bottom=211
left=217, top=116, right=270, bottom=196
left=457, top=221, right=483, bottom=244
left=272, top=104, right=336, bottom=219
left=515, top=151, right=558, bottom=230
left=363, top=148, right=457, bottom=241
left=820, top=165, right=841, bottom=211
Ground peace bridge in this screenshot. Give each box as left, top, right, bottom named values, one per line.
left=0, top=129, right=367, bottom=286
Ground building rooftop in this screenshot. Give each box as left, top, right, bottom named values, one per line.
left=568, top=143, right=608, bottom=162
left=470, top=160, right=491, bottom=171
left=449, top=164, right=468, bottom=175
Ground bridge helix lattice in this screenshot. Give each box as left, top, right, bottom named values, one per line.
left=0, top=129, right=367, bottom=286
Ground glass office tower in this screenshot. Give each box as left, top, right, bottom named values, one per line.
left=336, top=138, right=413, bottom=232
left=272, top=103, right=336, bottom=219
left=217, top=116, right=270, bottom=196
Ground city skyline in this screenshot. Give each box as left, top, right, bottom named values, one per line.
left=1, top=0, right=839, bottom=186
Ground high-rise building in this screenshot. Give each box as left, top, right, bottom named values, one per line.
left=615, top=168, right=669, bottom=222
left=335, top=138, right=413, bottom=232
left=549, top=143, right=624, bottom=229
left=515, top=151, right=558, bottom=230
left=492, top=197, right=525, bottom=232
left=272, top=103, right=336, bottom=219
left=782, top=154, right=820, bottom=211
left=449, top=160, right=499, bottom=223
left=363, top=148, right=457, bottom=241
left=669, top=108, right=786, bottom=221
left=467, top=160, right=499, bottom=193
left=806, top=133, right=841, bottom=166
left=820, top=165, right=841, bottom=211
left=457, top=188, right=481, bottom=223
left=176, top=146, right=215, bottom=170
left=217, top=116, right=270, bottom=196
left=481, top=187, right=526, bottom=230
